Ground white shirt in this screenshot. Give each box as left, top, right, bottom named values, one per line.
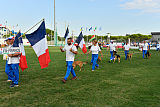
left=143, top=43, right=148, bottom=50
left=63, top=45, right=77, bottom=61
left=157, top=44, right=160, bottom=48
left=124, top=44, right=130, bottom=51
left=90, top=45, right=101, bottom=54
left=7, top=45, right=20, bottom=64
left=109, top=43, right=116, bottom=51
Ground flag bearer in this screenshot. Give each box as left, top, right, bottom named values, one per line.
left=60, top=38, right=78, bottom=83
left=123, top=42, right=130, bottom=60
left=7, top=37, right=20, bottom=87
left=87, top=40, right=103, bottom=71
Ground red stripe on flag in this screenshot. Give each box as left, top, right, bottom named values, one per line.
left=82, top=44, right=87, bottom=54
left=38, top=49, right=51, bottom=69
left=19, top=55, right=28, bottom=71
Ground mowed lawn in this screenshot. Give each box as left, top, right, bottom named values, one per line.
left=0, top=46, right=160, bottom=107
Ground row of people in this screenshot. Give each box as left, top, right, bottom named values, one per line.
left=59, top=38, right=155, bottom=83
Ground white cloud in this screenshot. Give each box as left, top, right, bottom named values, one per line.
left=121, top=0, right=160, bottom=13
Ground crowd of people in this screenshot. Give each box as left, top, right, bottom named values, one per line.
left=1, top=37, right=160, bottom=85
left=59, top=38, right=160, bottom=83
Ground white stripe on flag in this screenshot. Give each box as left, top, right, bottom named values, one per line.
left=79, top=38, right=85, bottom=49
left=32, top=38, right=48, bottom=57
left=19, top=43, right=25, bottom=56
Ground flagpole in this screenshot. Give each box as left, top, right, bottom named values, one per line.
left=51, top=5, right=53, bottom=45
left=19, top=19, right=44, bottom=38
left=54, top=0, right=57, bottom=46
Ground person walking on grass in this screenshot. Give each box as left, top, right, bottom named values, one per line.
left=123, top=42, right=130, bottom=60
left=156, top=42, right=160, bottom=51
left=60, top=38, right=78, bottom=83
left=142, top=41, right=149, bottom=59
left=7, top=37, right=21, bottom=88
left=107, top=41, right=117, bottom=62
left=87, top=40, right=103, bottom=71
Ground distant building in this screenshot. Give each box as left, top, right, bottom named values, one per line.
left=151, top=32, right=160, bottom=43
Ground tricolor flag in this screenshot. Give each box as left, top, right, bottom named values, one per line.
left=89, top=27, right=92, bottom=31
left=75, top=32, right=87, bottom=54
left=64, top=27, right=70, bottom=44
left=13, top=32, right=28, bottom=71
left=94, top=27, right=97, bottom=31
left=26, top=21, right=51, bottom=69
left=89, top=35, right=95, bottom=42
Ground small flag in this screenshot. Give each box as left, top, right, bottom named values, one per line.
left=89, top=35, right=95, bottom=42
left=13, top=32, right=28, bottom=71
left=86, top=27, right=88, bottom=32
left=89, top=27, right=92, bottom=31
left=75, top=32, right=87, bottom=54
left=94, top=27, right=97, bottom=31
left=26, top=21, right=51, bottom=69
left=64, top=27, right=70, bottom=44
left=64, top=27, right=69, bottom=39
left=80, top=27, right=83, bottom=31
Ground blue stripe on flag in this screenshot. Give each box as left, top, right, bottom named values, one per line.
left=13, top=32, right=22, bottom=47
left=26, top=21, right=46, bottom=46
left=75, top=32, right=83, bottom=45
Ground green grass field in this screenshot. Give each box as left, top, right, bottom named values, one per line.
left=0, top=47, right=160, bottom=107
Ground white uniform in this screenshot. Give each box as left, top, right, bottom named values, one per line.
left=109, top=43, right=116, bottom=51
left=157, top=44, right=160, bottom=49
left=143, top=43, right=148, bottom=50
left=124, top=44, right=130, bottom=51
left=63, top=45, right=77, bottom=61
left=90, top=45, right=101, bottom=54
left=7, top=45, right=20, bottom=64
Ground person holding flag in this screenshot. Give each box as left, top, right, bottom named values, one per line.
left=60, top=38, right=78, bottom=83
left=7, top=37, right=21, bottom=88
left=87, top=40, right=103, bottom=71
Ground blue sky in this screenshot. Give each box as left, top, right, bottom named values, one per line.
left=0, top=0, right=160, bottom=36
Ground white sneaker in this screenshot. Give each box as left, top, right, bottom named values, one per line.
left=92, top=70, right=94, bottom=72
left=14, top=85, right=19, bottom=87
left=7, top=80, right=12, bottom=82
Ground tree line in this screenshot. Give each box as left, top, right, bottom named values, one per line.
left=2, top=29, right=152, bottom=43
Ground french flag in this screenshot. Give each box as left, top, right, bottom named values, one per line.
left=64, top=27, right=69, bottom=44
left=75, top=31, right=87, bottom=54
left=64, top=27, right=74, bottom=44
left=13, top=32, right=28, bottom=71
left=26, top=21, right=51, bottom=69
